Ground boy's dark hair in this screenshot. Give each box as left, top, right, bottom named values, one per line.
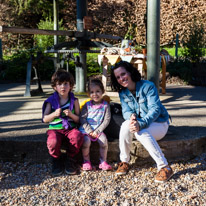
left=110, top=61, right=141, bottom=92
left=51, top=69, right=75, bottom=89
left=88, top=78, right=105, bottom=93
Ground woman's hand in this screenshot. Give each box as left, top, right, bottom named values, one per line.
left=130, top=113, right=139, bottom=133
left=130, top=120, right=140, bottom=133
left=130, top=113, right=136, bottom=121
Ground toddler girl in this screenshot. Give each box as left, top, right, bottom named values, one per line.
left=79, top=79, right=112, bottom=171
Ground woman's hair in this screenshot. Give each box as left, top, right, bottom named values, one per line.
left=88, top=78, right=105, bottom=93
left=110, top=61, right=141, bottom=92
left=51, top=69, right=75, bottom=89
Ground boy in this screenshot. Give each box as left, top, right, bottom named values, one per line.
left=42, top=69, right=83, bottom=176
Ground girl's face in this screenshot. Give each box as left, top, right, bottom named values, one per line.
left=89, top=85, right=103, bottom=103
left=54, top=81, right=71, bottom=97
left=113, top=66, right=133, bottom=88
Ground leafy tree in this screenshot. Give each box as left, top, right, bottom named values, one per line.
left=8, top=0, right=65, bottom=19
left=9, top=0, right=52, bottom=17
left=182, top=19, right=206, bottom=62
left=34, top=17, right=66, bottom=51
left=167, top=58, right=193, bottom=83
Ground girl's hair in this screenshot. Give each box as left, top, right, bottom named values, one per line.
left=51, top=69, right=75, bottom=89
left=88, top=78, right=105, bottom=93
left=110, top=61, right=141, bottom=92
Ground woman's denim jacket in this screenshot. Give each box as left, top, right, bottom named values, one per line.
left=119, top=80, right=169, bottom=130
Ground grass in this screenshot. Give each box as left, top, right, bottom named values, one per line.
left=161, top=47, right=185, bottom=57
left=162, top=47, right=206, bottom=58
left=86, top=47, right=186, bottom=58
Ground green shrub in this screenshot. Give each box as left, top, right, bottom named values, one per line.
left=167, top=58, right=206, bottom=86
left=36, top=58, right=55, bottom=81
left=181, top=19, right=206, bottom=62
left=9, top=0, right=53, bottom=17
left=0, top=50, right=30, bottom=82
left=167, top=58, right=193, bottom=83
left=34, top=17, right=66, bottom=52
left=0, top=50, right=101, bottom=82
left=0, top=49, right=56, bottom=82
left=190, top=60, right=206, bottom=86
left=87, top=54, right=100, bottom=77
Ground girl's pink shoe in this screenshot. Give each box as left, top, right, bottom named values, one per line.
left=82, top=161, right=92, bottom=171
left=99, top=161, right=112, bottom=171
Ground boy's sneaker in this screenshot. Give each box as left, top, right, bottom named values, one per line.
left=155, top=166, right=174, bottom=183
left=115, top=162, right=129, bottom=175
left=52, top=157, right=63, bottom=176
left=65, top=157, right=77, bottom=175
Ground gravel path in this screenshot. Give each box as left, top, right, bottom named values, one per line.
left=0, top=153, right=206, bottom=206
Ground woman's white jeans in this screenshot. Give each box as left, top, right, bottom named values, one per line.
left=119, top=120, right=169, bottom=170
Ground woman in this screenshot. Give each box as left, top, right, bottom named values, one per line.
left=111, top=61, right=173, bottom=183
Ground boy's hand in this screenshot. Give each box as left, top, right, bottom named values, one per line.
left=63, top=109, right=72, bottom=117
left=54, top=108, right=62, bottom=117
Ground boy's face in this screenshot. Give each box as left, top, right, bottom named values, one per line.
left=54, top=81, right=71, bottom=97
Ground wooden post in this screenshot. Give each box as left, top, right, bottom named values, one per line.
left=102, top=56, right=109, bottom=90
left=0, top=26, right=122, bottom=40
left=160, top=55, right=166, bottom=94
left=0, top=39, right=2, bottom=62
left=142, top=57, right=147, bottom=79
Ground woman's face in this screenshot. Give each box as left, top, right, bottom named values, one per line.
left=113, top=66, right=133, bottom=88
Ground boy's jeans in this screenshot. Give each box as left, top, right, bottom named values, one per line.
left=47, top=129, right=84, bottom=159
left=119, top=120, right=169, bottom=170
